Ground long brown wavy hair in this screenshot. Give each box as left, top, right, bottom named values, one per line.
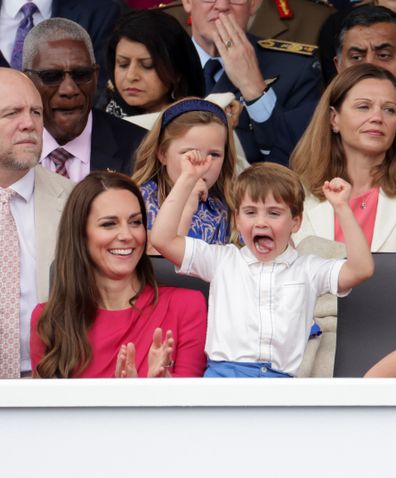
left=34, top=171, right=158, bottom=378
left=290, top=63, right=396, bottom=200
left=132, top=98, right=237, bottom=215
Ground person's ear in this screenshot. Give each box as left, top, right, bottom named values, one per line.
left=182, top=0, right=192, bottom=14
left=291, top=213, right=302, bottom=233
left=157, top=148, right=167, bottom=166
left=329, top=106, right=340, bottom=134
left=333, top=55, right=341, bottom=74
left=249, top=0, right=262, bottom=16
left=234, top=209, right=241, bottom=232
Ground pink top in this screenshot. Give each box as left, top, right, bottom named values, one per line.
left=335, top=187, right=379, bottom=247
left=30, top=286, right=207, bottom=378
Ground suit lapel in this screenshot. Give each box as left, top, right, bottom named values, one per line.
left=51, top=0, right=79, bottom=16
left=34, top=167, right=69, bottom=301
left=371, top=189, right=396, bottom=252
left=306, top=198, right=334, bottom=240
left=90, top=110, right=119, bottom=172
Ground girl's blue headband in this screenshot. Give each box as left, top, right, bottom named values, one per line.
left=161, top=98, right=228, bottom=129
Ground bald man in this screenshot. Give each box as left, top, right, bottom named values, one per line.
left=0, top=68, right=73, bottom=378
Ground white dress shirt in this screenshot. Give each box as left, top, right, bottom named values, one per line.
left=179, top=238, right=347, bottom=376
left=40, top=112, right=92, bottom=183
left=0, top=0, right=51, bottom=63
left=2, top=169, right=36, bottom=372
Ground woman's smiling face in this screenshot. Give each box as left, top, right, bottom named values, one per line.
left=86, top=188, right=146, bottom=283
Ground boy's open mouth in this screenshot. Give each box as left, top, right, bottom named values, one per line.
left=253, top=234, right=274, bottom=253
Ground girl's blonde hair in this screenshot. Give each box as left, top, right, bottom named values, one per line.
left=132, top=97, right=237, bottom=212
left=290, top=63, right=396, bottom=200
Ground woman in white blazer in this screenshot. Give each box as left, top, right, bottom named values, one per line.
left=291, top=63, right=396, bottom=252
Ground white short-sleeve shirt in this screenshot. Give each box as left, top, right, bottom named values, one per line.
left=179, top=238, right=347, bottom=376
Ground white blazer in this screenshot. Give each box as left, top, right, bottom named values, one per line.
left=293, top=189, right=396, bottom=253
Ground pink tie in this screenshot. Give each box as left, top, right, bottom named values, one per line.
left=0, top=189, right=20, bottom=379
left=47, top=147, right=73, bottom=178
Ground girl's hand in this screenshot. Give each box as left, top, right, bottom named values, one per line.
left=115, top=343, right=138, bottom=378
left=147, top=328, right=175, bottom=378
left=181, top=149, right=212, bottom=180
left=322, top=177, right=351, bottom=209
left=188, top=177, right=209, bottom=207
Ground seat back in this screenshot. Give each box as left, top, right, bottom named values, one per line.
left=334, top=253, right=396, bottom=377
left=149, top=255, right=209, bottom=301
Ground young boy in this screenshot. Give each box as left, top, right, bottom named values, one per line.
left=151, top=155, right=374, bottom=377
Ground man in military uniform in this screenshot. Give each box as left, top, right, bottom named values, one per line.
left=161, top=0, right=323, bottom=165
left=159, top=0, right=334, bottom=45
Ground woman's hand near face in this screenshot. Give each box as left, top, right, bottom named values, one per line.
left=147, top=328, right=174, bottom=378
left=115, top=343, right=138, bottom=378
left=322, top=177, right=352, bottom=211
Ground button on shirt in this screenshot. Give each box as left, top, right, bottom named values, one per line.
left=179, top=238, right=347, bottom=376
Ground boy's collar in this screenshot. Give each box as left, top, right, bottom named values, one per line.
left=241, top=244, right=298, bottom=266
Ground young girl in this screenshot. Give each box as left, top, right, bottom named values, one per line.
left=132, top=98, right=236, bottom=250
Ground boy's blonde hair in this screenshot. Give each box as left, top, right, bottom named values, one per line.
left=234, top=163, right=305, bottom=217
left=132, top=98, right=237, bottom=211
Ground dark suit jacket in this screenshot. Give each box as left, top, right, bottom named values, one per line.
left=210, top=35, right=322, bottom=165
left=91, top=109, right=146, bottom=176
left=0, top=0, right=121, bottom=90
left=51, top=0, right=121, bottom=90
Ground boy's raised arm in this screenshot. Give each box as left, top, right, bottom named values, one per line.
left=150, top=151, right=213, bottom=268
left=323, top=178, right=374, bottom=293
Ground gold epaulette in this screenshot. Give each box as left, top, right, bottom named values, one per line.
left=154, top=1, right=183, bottom=9
left=258, top=39, right=318, bottom=56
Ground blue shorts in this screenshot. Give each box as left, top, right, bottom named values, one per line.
left=204, top=360, right=292, bottom=378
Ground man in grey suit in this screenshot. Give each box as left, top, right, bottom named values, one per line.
left=0, top=68, right=73, bottom=378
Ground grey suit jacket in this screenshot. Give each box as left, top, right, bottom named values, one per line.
left=33, top=166, right=74, bottom=302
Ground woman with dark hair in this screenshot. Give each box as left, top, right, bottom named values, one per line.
left=291, top=63, right=396, bottom=252
left=30, top=171, right=207, bottom=378
left=105, top=9, right=204, bottom=119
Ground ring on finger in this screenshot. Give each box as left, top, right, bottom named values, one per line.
left=164, top=360, right=174, bottom=369
left=225, top=39, right=233, bottom=49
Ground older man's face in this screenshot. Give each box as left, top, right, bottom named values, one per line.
left=335, top=23, right=396, bottom=77
left=0, top=70, right=43, bottom=172
left=182, top=0, right=261, bottom=54
left=28, top=38, right=98, bottom=145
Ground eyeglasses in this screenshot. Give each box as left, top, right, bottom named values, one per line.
left=24, top=67, right=98, bottom=86
left=201, top=0, right=248, bottom=4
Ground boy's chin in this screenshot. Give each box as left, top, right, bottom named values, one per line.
left=248, top=242, right=291, bottom=262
